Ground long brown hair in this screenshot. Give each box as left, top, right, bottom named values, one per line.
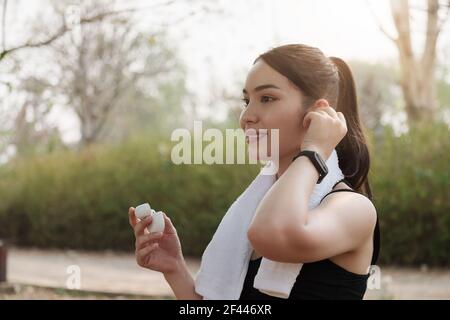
left=255, top=44, right=373, bottom=200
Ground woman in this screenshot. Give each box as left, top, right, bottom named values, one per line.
left=128, top=44, right=380, bottom=300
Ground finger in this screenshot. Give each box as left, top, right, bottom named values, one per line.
left=128, top=207, right=138, bottom=228
left=322, top=106, right=339, bottom=119
left=303, top=112, right=312, bottom=128
left=303, top=111, right=323, bottom=128
left=162, top=212, right=177, bottom=235
left=316, top=106, right=337, bottom=120
left=137, top=242, right=159, bottom=259
left=134, top=215, right=153, bottom=238
left=136, top=232, right=164, bottom=250
left=337, top=111, right=346, bottom=125
left=316, top=109, right=329, bottom=118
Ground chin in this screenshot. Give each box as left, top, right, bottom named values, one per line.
left=248, top=148, right=272, bottom=162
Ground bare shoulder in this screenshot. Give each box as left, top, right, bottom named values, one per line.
left=319, top=185, right=377, bottom=239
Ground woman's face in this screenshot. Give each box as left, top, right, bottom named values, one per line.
left=240, top=59, right=311, bottom=162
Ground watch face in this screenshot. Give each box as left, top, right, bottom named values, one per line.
left=314, top=152, right=328, bottom=173
left=313, top=152, right=324, bottom=165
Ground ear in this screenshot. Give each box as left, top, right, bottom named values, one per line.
left=302, top=99, right=330, bottom=115
left=313, top=99, right=330, bottom=109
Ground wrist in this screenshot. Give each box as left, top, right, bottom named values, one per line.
left=300, top=144, right=330, bottom=161
left=294, top=147, right=330, bottom=184
left=164, top=258, right=187, bottom=280
left=291, top=154, right=320, bottom=179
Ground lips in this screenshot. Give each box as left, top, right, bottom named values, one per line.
left=245, top=129, right=268, bottom=144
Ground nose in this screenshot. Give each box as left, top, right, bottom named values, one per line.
left=240, top=104, right=258, bottom=129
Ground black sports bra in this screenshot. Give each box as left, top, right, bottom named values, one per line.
left=239, top=178, right=380, bottom=300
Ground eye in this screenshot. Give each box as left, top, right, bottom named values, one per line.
left=241, top=95, right=277, bottom=108
left=261, top=96, right=276, bottom=103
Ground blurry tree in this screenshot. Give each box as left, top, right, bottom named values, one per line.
left=436, top=53, right=450, bottom=109
left=349, top=60, right=399, bottom=130
left=10, top=77, right=65, bottom=157
left=101, top=68, right=189, bottom=144
left=0, top=0, right=174, bottom=62
left=0, top=0, right=224, bottom=156
left=48, top=0, right=186, bottom=146
left=0, top=65, right=67, bottom=159
left=0, top=0, right=168, bottom=155
left=370, top=0, right=450, bottom=124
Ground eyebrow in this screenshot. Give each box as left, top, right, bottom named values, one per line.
left=242, top=84, right=281, bottom=95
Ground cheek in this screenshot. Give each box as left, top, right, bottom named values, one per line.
left=270, top=106, right=304, bottom=152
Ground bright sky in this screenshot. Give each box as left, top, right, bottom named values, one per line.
left=3, top=0, right=450, bottom=143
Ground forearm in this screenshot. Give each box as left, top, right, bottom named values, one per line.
left=164, top=260, right=203, bottom=300
left=250, top=148, right=325, bottom=233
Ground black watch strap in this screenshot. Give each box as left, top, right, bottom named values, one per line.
left=292, top=150, right=329, bottom=184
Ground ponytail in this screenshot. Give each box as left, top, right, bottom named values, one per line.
left=329, top=57, right=373, bottom=200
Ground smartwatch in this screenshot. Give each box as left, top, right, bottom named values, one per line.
left=292, top=150, right=329, bottom=184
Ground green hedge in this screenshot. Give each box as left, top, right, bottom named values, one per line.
left=0, top=134, right=259, bottom=255
left=0, top=122, right=449, bottom=266
left=368, top=121, right=450, bottom=266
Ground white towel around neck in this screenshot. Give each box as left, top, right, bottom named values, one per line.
left=194, top=149, right=345, bottom=300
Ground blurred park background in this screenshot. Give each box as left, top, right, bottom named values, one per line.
left=0, top=0, right=449, bottom=299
